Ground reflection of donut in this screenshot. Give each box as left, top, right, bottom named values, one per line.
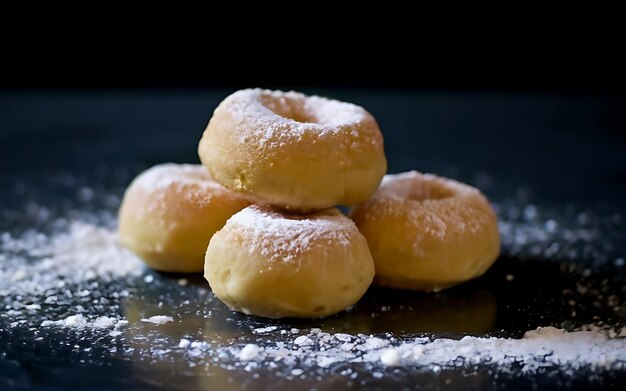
left=322, top=289, right=497, bottom=335
left=118, top=164, right=250, bottom=273
left=204, top=205, right=375, bottom=318
left=350, top=171, right=500, bottom=291
left=198, top=89, right=387, bottom=211
left=122, top=294, right=243, bottom=390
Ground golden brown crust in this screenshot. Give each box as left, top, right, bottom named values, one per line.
left=118, top=164, right=251, bottom=272
left=349, top=171, right=500, bottom=291
left=204, top=205, right=375, bottom=318
left=198, top=89, right=387, bottom=211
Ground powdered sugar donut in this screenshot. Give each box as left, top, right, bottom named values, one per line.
left=349, top=171, right=500, bottom=291
left=204, top=205, right=375, bottom=318
left=198, top=89, right=387, bottom=211
left=118, top=164, right=251, bottom=273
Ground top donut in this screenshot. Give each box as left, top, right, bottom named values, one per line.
left=198, top=89, right=387, bottom=212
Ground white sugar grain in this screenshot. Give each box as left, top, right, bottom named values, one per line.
left=380, top=348, right=401, bottom=366
left=141, top=315, right=174, bottom=325
left=253, top=326, right=278, bottom=334
left=239, top=344, right=261, bottom=361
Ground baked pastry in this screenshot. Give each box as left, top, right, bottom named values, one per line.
left=204, top=205, right=375, bottom=318
left=198, top=89, right=387, bottom=211
left=118, top=163, right=250, bottom=272
left=350, top=171, right=500, bottom=291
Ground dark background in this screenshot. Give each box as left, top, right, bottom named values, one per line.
left=1, top=26, right=625, bottom=95
left=2, top=27, right=625, bottom=202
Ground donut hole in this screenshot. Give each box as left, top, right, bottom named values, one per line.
left=380, top=175, right=456, bottom=202
left=408, top=186, right=454, bottom=201
left=286, top=111, right=315, bottom=124
left=401, top=180, right=455, bottom=202
left=275, top=106, right=316, bottom=124
left=258, top=206, right=341, bottom=223
left=261, top=95, right=318, bottom=124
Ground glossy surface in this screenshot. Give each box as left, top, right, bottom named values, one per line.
left=1, top=90, right=625, bottom=390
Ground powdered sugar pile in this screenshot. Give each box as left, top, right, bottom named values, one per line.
left=1, top=220, right=143, bottom=295
left=40, top=314, right=128, bottom=334
left=1, top=215, right=142, bottom=338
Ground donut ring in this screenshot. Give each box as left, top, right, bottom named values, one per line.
left=349, top=171, right=500, bottom=291
left=204, top=205, right=375, bottom=318
left=198, top=89, right=387, bottom=211
left=118, top=164, right=251, bottom=272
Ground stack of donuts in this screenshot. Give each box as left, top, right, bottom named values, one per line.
left=119, top=89, right=500, bottom=319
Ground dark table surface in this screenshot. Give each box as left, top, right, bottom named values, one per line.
left=1, top=89, right=625, bottom=390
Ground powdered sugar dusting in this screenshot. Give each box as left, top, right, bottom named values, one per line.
left=226, top=88, right=371, bottom=132
left=129, top=163, right=222, bottom=192
left=352, top=171, right=496, bottom=242
left=225, top=205, right=355, bottom=263
left=379, top=171, right=479, bottom=200
left=213, top=89, right=381, bottom=149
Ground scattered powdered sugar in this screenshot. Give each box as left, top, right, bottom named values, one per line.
left=496, top=200, right=623, bottom=268
left=41, top=314, right=90, bottom=329
left=1, top=220, right=143, bottom=295
left=253, top=326, right=279, bottom=334
left=141, top=315, right=174, bottom=325
left=225, top=205, right=355, bottom=263
left=1, top=214, right=142, bottom=335
left=172, top=326, right=626, bottom=377
left=178, top=339, right=191, bottom=349
left=239, top=344, right=262, bottom=361
left=40, top=314, right=127, bottom=331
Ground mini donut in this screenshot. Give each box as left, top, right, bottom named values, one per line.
left=118, top=163, right=251, bottom=273
left=198, top=89, right=387, bottom=211
left=204, top=205, right=375, bottom=318
left=349, top=171, right=500, bottom=291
